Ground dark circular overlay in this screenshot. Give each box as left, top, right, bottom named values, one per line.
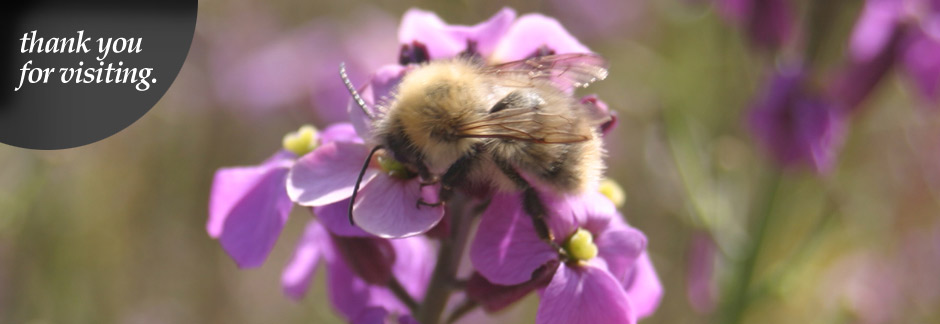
left=1, top=0, right=196, bottom=149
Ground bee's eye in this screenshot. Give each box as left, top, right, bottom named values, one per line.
left=526, top=45, right=556, bottom=59
left=399, top=41, right=430, bottom=65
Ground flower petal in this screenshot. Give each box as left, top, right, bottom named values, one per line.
left=348, top=65, right=408, bottom=140
left=536, top=265, right=635, bottom=324
left=538, top=190, right=616, bottom=242
left=747, top=67, right=847, bottom=173
left=208, top=154, right=293, bottom=268
left=320, top=123, right=364, bottom=145
left=466, top=260, right=558, bottom=312
left=287, top=141, right=379, bottom=207
left=350, top=307, right=390, bottom=324
left=490, top=14, right=591, bottom=63
left=849, top=0, right=902, bottom=62
left=390, top=236, right=436, bottom=299
left=627, top=253, right=663, bottom=319
left=447, top=7, right=517, bottom=57
left=398, top=9, right=464, bottom=59
left=315, top=199, right=373, bottom=237
left=352, top=176, right=445, bottom=238
left=282, top=221, right=331, bottom=300
left=901, top=31, right=940, bottom=103
left=398, top=8, right=516, bottom=59
left=370, top=65, right=408, bottom=107
left=595, top=222, right=647, bottom=288
left=470, top=193, right=559, bottom=285
left=327, top=255, right=408, bottom=321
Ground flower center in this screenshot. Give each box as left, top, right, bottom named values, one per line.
left=564, top=228, right=598, bottom=262
left=282, top=125, right=319, bottom=156
left=377, top=155, right=416, bottom=179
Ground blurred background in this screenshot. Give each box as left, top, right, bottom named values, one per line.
left=1, top=0, right=939, bottom=323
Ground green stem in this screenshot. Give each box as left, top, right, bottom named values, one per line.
left=721, top=170, right=781, bottom=324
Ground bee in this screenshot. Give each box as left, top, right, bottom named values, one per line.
left=341, top=53, right=610, bottom=241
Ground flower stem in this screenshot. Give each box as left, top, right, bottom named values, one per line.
left=444, top=299, right=478, bottom=324
left=720, top=170, right=781, bottom=324
left=388, top=276, right=419, bottom=314
left=415, top=196, right=477, bottom=324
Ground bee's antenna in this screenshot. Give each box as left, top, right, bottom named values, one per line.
left=349, top=145, right=383, bottom=225
left=340, top=62, right=375, bottom=120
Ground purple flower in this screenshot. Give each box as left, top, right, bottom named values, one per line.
left=748, top=66, right=847, bottom=173
left=207, top=123, right=358, bottom=267
left=686, top=232, right=718, bottom=313
left=469, top=190, right=662, bottom=324
left=711, top=0, right=795, bottom=49
left=282, top=221, right=433, bottom=322
left=209, top=11, right=397, bottom=122
left=837, top=0, right=940, bottom=108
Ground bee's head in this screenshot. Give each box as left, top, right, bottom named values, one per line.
left=381, top=61, right=485, bottom=175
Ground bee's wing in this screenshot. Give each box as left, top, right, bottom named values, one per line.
left=482, top=53, right=609, bottom=91
left=456, top=104, right=604, bottom=144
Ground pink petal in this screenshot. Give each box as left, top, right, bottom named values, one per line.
left=536, top=265, right=635, bottom=324
left=207, top=154, right=293, bottom=268
left=320, top=123, right=364, bottom=145
left=490, top=14, right=592, bottom=63
left=287, top=141, right=379, bottom=207
left=327, top=254, right=408, bottom=321
left=350, top=307, right=390, bottom=324
left=850, top=0, right=902, bottom=62
left=347, top=65, right=407, bottom=140
left=282, top=221, right=332, bottom=300
left=390, top=236, right=436, bottom=299
left=370, top=65, right=408, bottom=108
left=902, top=31, right=940, bottom=103
left=352, top=176, right=445, bottom=238
left=398, top=9, right=464, bottom=59
left=628, top=253, right=664, bottom=319
left=397, top=8, right=516, bottom=59
left=466, top=260, right=558, bottom=312
left=447, top=7, right=517, bottom=57
left=539, top=190, right=616, bottom=243
left=595, top=224, right=647, bottom=285
left=315, top=199, right=373, bottom=237
left=212, top=33, right=315, bottom=112
left=470, top=192, right=559, bottom=285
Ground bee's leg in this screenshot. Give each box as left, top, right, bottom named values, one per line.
left=493, top=155, right=565, bottom=254
left=416, top=199, right=444, bottom=208
left=419, top=174, right=441, bottom=187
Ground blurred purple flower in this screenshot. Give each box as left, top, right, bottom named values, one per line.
left=207, top=123, right=358, bottom=267
left=748, top=66, right=847, bottom=173
left=469, top=190, right=661, bottom=324
left=711, top=0, right=795, bottom=49
left=282, top=221, right=433, bottom=322
left=836, top=0, right=940, bottom=109
left=395, top=7, right=593, bottom=64
left=209, top=9, right=397, bottom=122
left=686, top=232, right=718, bottom=313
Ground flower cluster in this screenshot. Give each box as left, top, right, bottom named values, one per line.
left=705, top=0, right=940, bottom=172
left=208, top=8, right=661, bottom=324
